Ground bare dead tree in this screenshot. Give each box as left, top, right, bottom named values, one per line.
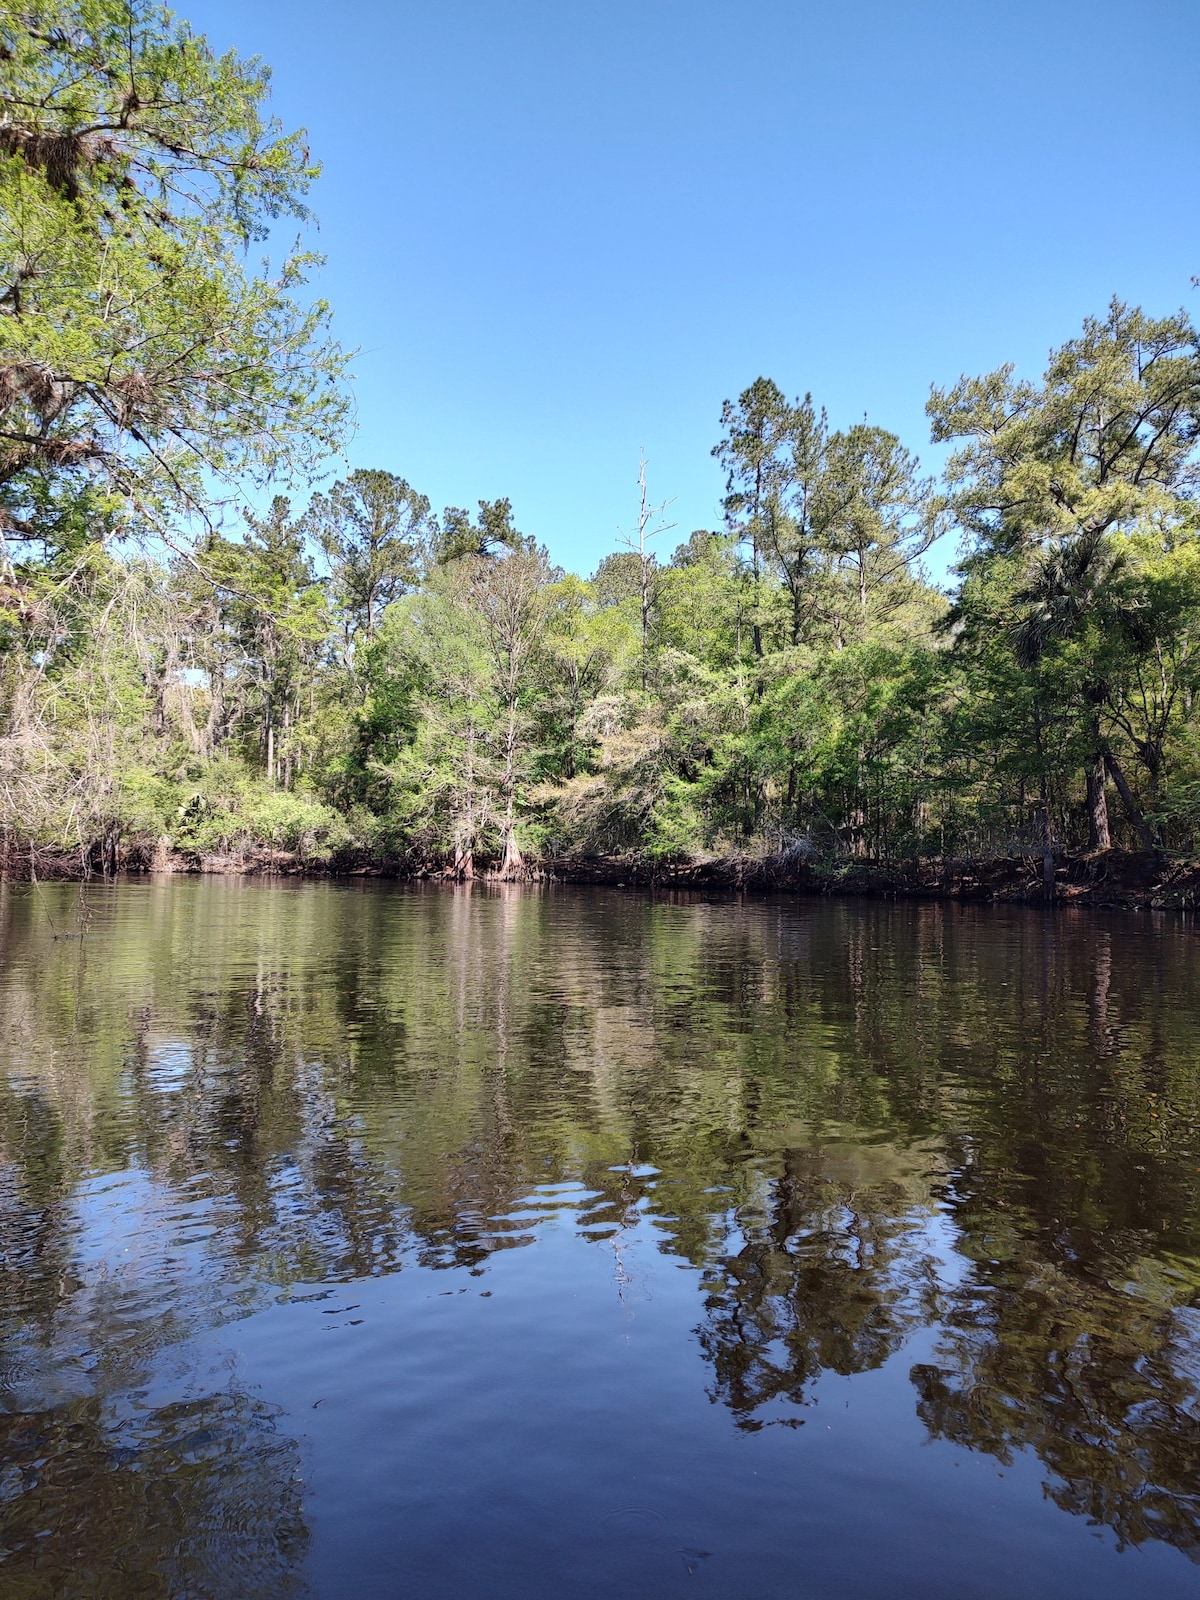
left=618, top=452, right=674, bottom=693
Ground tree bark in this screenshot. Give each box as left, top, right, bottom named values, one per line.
left=1103, top=750, right=1157, bottom=852
left=1034, top=697, right=1055, bottom=900
left=1040, top=804, right=1055, bottom=900
left=454, top=722, right=477, bottom=879
left=640, top=551, right=650, bottom=693
left=499, top=703, right=523, bottom=878
left=1086, top=753, right=1110, bottom=850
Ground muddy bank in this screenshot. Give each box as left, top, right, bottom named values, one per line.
left=5, top=840, right=1200, bottom=912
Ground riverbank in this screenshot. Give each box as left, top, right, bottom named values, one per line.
left=6, top=841, right=1199, bottom=911
left=543, top=848, right=1200, bottom=911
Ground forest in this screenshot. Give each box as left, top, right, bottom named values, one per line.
left=3, top=1, right=1200, bottom=880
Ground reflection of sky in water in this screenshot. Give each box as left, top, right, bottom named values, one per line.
left=144, top=1041, right=194, bottom=1093
left=1, top=881, right=1199, bottom=1597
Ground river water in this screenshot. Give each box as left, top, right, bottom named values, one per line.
left=1, top=879, right=1199, bottom=1598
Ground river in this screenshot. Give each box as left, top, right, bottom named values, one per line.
left=1, top=879, right=1198, bottom=1598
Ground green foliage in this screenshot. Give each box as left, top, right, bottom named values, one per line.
left=172, top=760, right=347, bottom=859
left=1, top=4, right=1198, bottom=894
left=303, top=469, right=433, bottom=643
left=433, top=497, right=525, bottom=565
left=0, top=0, right=349, bottom=548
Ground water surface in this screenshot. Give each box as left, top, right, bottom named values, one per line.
left=2, top=879, right=1199, bottom=1598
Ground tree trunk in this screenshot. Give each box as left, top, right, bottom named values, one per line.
left=1040, top=805, right=1055, bottom=900
left=1037, top=770, right=1055, bottom=902
left=455, top=722, right=477, bottom=879
left=1104, top=750, right=1157, bottom=852
left=640, top=553, right=650, bottom=693
left=500, top=827, right=523, bottom=878
left=1086, top=753, right=1110, bottom=850
left=498, top=698, right=525, bottom=878
left=153, top=647, right=169, bottom=737
left=1033, top=697, right=1055, bottom=900
left=858, top=556, right=868, bottom=635
left=205, top=665, right=225, bottom=756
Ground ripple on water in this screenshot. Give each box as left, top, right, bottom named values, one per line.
left=2, top=884, right=1200, bottom=1600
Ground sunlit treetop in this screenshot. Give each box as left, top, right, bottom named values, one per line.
left=0, top=0, right=351, bottom=556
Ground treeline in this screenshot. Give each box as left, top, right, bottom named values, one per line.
left=3, top=4, right=1200, bottom=876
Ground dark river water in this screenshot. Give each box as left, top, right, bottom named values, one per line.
left=2, top=880, right=1200, bottom=1599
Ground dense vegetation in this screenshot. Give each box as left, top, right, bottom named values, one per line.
left=4, top=2, right=1200, bottom=877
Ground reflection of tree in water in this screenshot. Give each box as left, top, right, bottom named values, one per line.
left=696, top=1148, right=943, bottom=1429
left=911, top=1216, right=1200, bottom=1560
left=4, top=885, right=1200, bottom=1569
left=0, top=1112, right=313, bottom=1596
left=698, top=1142, right=1200, bottom=1555
left=0, top=1391, right=307, bottom=1599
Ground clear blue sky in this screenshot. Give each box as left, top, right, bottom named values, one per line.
left=187, top=0, right=1200, bottom=580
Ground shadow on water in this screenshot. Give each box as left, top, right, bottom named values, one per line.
left=1, top=878, right=1200, bottom=1590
